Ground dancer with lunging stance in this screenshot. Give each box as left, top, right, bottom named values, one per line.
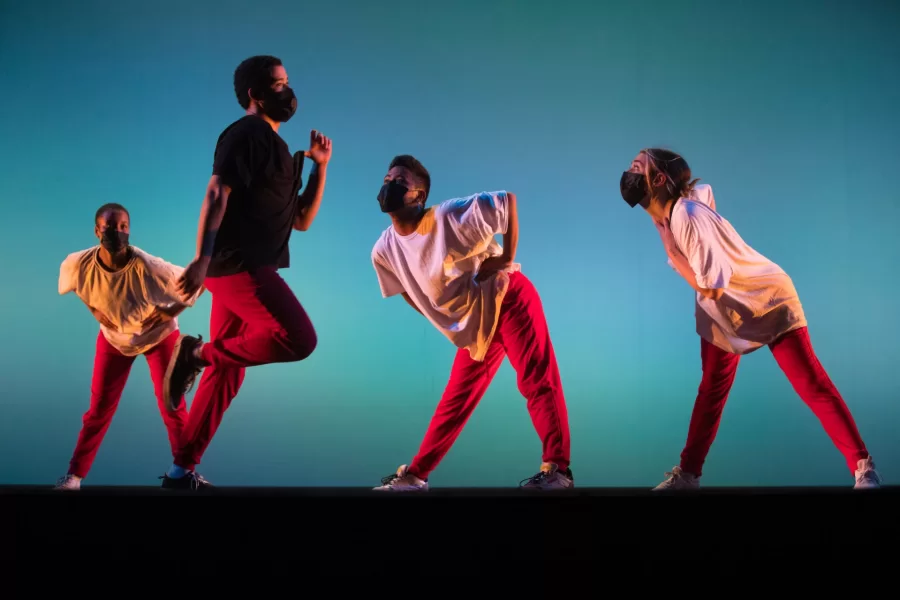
left=370, top=155, right=573, bottom=491
left=55, top=203, right=203, bottom=490
left=620, top=148, right=881, bottom=490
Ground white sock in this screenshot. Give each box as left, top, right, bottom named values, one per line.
left=167, top=464, right=187, bottom=479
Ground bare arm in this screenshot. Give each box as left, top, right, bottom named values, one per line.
left=294, top=163, right=327, bottom=231
left=195, top=176, right=231, bottom=262
left=401, top=292, right=423, bottom=315
left=501, top=191, right=519, bottom=261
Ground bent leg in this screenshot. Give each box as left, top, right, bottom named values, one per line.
left=200, top=269, right=317, bottom=368
left=68, top=332, right=135, bottom=478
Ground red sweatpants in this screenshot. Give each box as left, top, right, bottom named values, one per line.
left=407, top=272, right=571, bottom=480
left=174, top=268, right=317, bottom=469
left=680, top=326, right=869, bottom=477
left=68, top=329, right=188, bottom=478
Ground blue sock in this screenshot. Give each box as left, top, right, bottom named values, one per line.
left=167, top=464, right=187, bottom=479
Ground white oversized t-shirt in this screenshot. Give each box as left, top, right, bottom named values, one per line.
left=371, top=191, right=520, bottom=362
left=58, top=246, right=201, bottom=356
left=667, top=184, right=807, bottom=355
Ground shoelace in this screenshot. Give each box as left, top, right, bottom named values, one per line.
left=380, top=473, right=401, bottom=486
left=660, top=470, right=683, bottom=487
left=519, top=471, right=550, bottom=487
left=857, top=469, right=881, bottom=485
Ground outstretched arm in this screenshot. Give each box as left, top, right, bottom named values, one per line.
left=294, top=130, right=332, bottom=232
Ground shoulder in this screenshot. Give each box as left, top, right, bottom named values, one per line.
left=689, top=184, right=715, bottom=208
left=435, top=191, right=503, bottom=215
left=130, top=247, right=182, bottom=276
left=217, top=116, right=267, bottom=145
left=371, top=228, right=394, bottom=261
left=61, top=247, right=96, bottom=270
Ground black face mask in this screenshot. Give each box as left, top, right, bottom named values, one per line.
left=620, top=171, right=648, bottom=208
left=378, top=180, right=412, bottom=213
left=259, top=85, right=298, bottom=123
left=100, top=229, right=129, bottom=252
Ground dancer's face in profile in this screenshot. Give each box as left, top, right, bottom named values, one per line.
left=95, top=209, right=130, bottom=252
left=624, top=151, right=668, bottom=210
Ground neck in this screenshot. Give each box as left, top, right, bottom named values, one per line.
left=247, top=106, right=280, bottom=132
left=390, top=207, right=426, bottom=236
left=647, top=196, right=676, bottom=224
left=98, top=246, right=131, bottom=271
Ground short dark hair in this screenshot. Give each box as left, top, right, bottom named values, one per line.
left=643, top=148, right=700, bottom=199
left=233, top=55, right=283, bottom=110
left=389, top=155, right=431, bottom=201
left=95, top=203, right=129, bottom=225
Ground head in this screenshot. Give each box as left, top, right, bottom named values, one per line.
left=233, top=55, right=297, bottom=124
left=378, top=155, right=432, bottom=219
left=620, top=148, right=699, bottom=211
left=94, top=203, right=130, bottom=253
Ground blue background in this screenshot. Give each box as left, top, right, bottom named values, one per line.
left=1, top=0, right=898, bottom=487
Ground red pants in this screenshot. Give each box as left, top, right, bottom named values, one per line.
left=680, top=326, right=869, bottom=476
left=175, top=268, right=317, bottom=469
left=68, top=329, right=188, bottom=478
left=407, top=272, right=571, bottom=480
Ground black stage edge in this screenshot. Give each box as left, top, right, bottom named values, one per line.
left=4, top=485, right=899, bottom=571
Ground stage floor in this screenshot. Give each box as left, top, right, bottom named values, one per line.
left=5, top=485, right=898, bottom=572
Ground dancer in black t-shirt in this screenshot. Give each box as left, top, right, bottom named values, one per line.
left=160, top=55, right=332, bottom=489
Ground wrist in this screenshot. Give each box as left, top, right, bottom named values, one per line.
left=312, top=161, right=328, bottom=173
left=193, top=255, right=212, bottom=266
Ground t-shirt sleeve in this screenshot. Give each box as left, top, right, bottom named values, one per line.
left=143, top=255, right=202, bottom=307
left=675, top=207, right=733, bottom=290
left=439, top=191, right=510, bottom=241
left=212, top=124, right=261, bottom=191
left=690, top=184, right=717, bottom=212
left=58, top=251, right=85, bottom=295
left=371, top=247, right=405, bottom=299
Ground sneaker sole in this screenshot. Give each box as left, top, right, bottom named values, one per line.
left=162, top=334, right=189, bottom=412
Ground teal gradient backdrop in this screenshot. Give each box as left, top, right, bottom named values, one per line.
left=1, top=0, right=898, bottom=487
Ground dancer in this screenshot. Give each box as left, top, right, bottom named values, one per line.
left=55, top=203, right=203, bottom=490
left=620, top=148, right=882, bottom=490
left=160, top=55, right=332, bottom=490
left=370, top=155, right=572, bottom=492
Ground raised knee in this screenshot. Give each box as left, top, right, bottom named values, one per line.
left=279, top=328, right=318, bottom=362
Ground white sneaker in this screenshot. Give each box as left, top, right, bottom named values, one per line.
left=653, top=466, right=700, bottom=491
left=854, top=456, right=882, bottom=490
left=373, top=464, right=429, bottom=492
left=520, top=462, right=574, bottom=490
left=54, top=475, right=82, bottom=491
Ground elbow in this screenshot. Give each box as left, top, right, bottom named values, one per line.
left=293, top=218, right=309, bottom=232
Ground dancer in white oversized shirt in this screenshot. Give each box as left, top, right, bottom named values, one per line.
left=54, top=204, right=204, bottom=490
left=370, top=155, right=572, bottom=491
left=620, top=148, right=881, bottom=490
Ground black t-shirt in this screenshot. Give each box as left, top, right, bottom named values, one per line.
left=207, top=115, right=297, bottom=277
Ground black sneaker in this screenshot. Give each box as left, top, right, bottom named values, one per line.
left=519, top=462, right=574, bottom=490
left=163, top=334, right=204, bottom=412
left=159, top=471, right=214, bottom=491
